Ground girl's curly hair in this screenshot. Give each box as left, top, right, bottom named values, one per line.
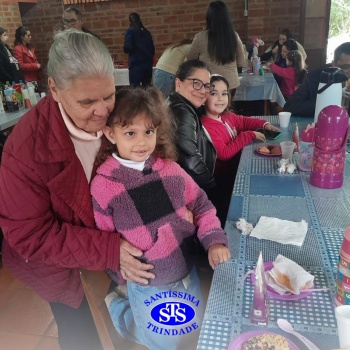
left=95, top=87, right=177, bottom=167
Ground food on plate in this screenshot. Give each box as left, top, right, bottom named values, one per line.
left=270, top=147, right=281, bottom=154
left=274, top=270, right=295, bottom=293
left=242, top=333, right=290, bottom=350
left=258, top=147, right=270, bottom=154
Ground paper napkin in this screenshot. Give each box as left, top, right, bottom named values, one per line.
left=250, top=216, right=308, bottom=246
left=266, top=254, right=314, bottom=295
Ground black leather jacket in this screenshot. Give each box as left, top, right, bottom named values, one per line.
left=284, top=65, right=332, bottom=117
left=168, top=92, right=216, bottom=191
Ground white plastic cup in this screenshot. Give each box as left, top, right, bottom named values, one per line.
left=278, top=112, right=291, bottom=128
left=28, top=86, right=36, bottom=106
left=335, top=305, right=350, bottom=347
left=280, top=141, right=296, bottom=160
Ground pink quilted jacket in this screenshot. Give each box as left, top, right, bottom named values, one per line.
left=0, top=95, right=120, bottom=307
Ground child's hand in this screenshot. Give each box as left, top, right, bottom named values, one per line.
left=253, top=131, right=266, bottom=142
left=208, top=244, right=231, bottom=269
left=266, top=61, right=272, bottom=68
left=264, top=123, right=280, bottom=132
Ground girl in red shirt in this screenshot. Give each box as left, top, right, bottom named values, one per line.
left=201, top=74, right=280, bottom=225
left=267, top=50, right=306, bottom=100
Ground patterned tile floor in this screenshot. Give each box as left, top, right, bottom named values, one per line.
left=0, top=255, right=213, bottom=350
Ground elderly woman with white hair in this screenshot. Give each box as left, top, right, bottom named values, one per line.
left=0, top=29, right=155, bottom=350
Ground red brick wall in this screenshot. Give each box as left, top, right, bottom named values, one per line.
left=20, top=0, right=302, bottom=78
left=0, top=2, right=22, bottom=46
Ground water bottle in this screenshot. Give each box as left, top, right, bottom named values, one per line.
left=22, top=85, right=32, bottom=109
left=253, top=57, right=260, bottom=75
left=27, top=82, right=37, bottom=106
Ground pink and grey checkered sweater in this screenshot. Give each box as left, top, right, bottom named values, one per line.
left=91, top=155, right=228, bottom=286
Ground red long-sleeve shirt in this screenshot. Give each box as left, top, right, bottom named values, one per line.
left=201, top=112, right=266, bottom=175
left=269, top=63, right=296, bottom=99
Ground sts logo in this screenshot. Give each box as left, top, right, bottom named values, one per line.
left=150, top=302, right=195, bottom=326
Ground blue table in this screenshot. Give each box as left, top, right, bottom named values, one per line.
left=197, top=115, right=347, bottom=350
left=0, top=108, right=28, bottom=131
left=234, top=72, right=286, bottom=108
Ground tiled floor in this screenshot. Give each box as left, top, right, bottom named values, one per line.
left=0, top=257, right=60, bottom=350
left=0, top=254, right=213, bottom=350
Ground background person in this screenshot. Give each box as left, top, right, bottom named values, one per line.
left=266, top=50, right=307, bottom=100
left=13, top=26, right=40, bottom=83
left=124, top=12, right=155, bottom=87
left=62, top=5, right=100, bottom=39
left=187, top=0, right=245, bottom=99
left=91, top=87, right=230, bottom=350
left=284, top=42, right=350, bottom=117
left=153, top=39, right=192, bottom=98
left=0, top=29, right=155, bottom=350
left=0, top=27, right=23, bottom=84
left=274, top=38, right=299, bottom=68
left=260, top=28, right=307, bottom=64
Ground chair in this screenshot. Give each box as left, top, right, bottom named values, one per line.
left=81, top=269, right=149, bottom=350
left=80, top=269, right=121, bottom=350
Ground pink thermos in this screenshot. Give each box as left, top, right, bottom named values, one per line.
left=310, top=105, right=349, bottom=189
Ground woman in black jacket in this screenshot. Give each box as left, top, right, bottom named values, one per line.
left=168, top=59, right=216, bottom=193
left=0, top=27, right=23, bottom=84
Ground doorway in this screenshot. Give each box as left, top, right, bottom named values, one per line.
left=327, top=0, right=350, bottom=62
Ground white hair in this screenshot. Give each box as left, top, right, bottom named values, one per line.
left=47, top=29, right=114, bottom=90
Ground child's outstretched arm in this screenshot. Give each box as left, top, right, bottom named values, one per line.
left=208, top=244, right=231, bottom=269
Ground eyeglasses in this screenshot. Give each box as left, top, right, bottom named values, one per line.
left=185, top=78, right=213, bottom=92
left=62, top=18, right=77, bottom=26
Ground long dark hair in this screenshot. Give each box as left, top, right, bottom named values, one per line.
left=283, top=39, right=298, bottom=52
left=14, top=26, right=30, bottom=48
left=280, top=28, right=293, bottom=40
left=95, top=87, right=177, bottom=167
left=0, top=27, right=13, bottom=54
left=206, top=1, right=237, bottom=65
left=286, top=50, right=306, bottom=85
left=0, top=27, right=7, bottom=49
left=129, top=12, right=147, bottom=31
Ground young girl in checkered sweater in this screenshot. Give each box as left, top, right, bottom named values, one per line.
left=90, top=87, right=230, bottom=350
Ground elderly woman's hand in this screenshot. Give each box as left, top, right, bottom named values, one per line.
left=119, top=238, right=155, bottom=284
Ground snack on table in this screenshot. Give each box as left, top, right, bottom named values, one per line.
left=270, top=147, right=281, bottom=154
left=259, top=147, right=270, bottom=154
left=242, top=333, right=290, bottom=350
